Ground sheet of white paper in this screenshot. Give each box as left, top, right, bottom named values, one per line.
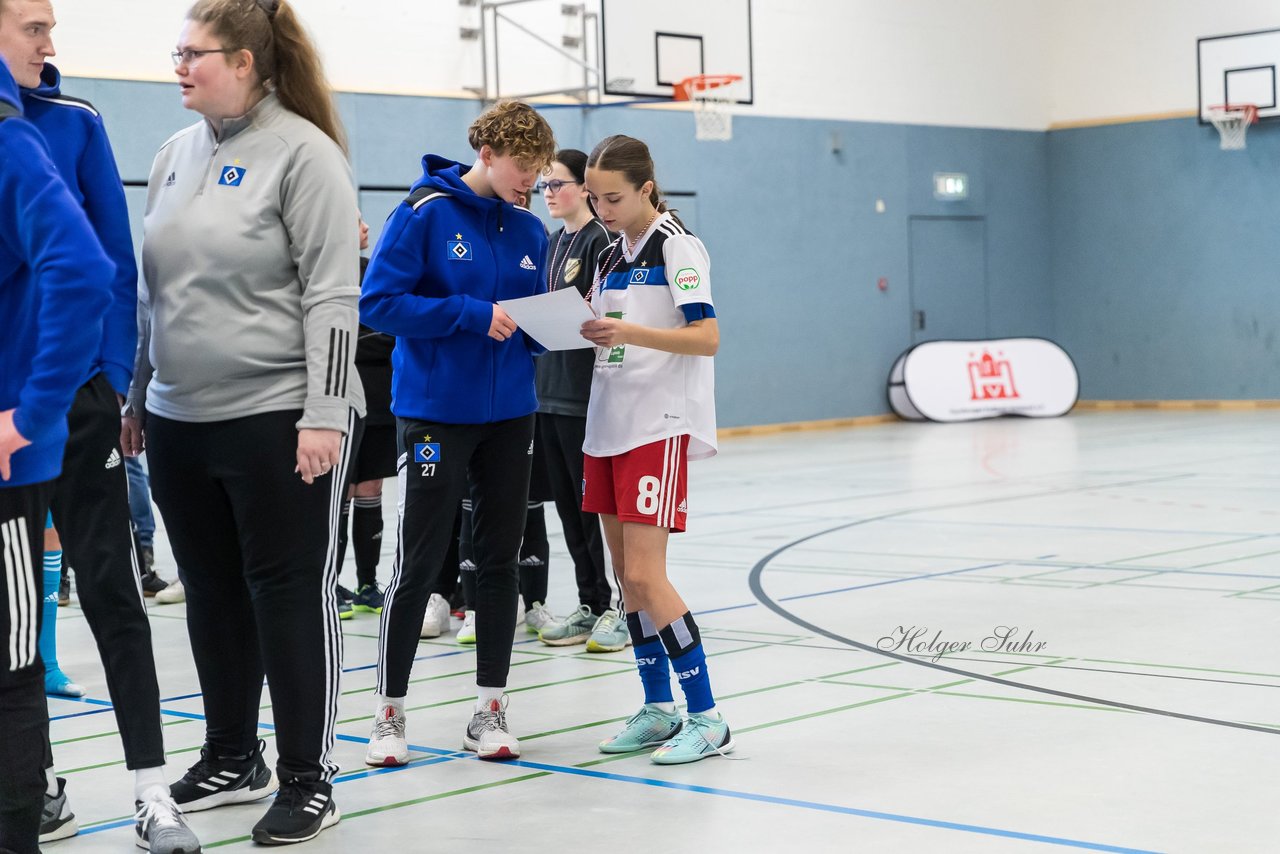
left=498, top=287, right=597, bottom=351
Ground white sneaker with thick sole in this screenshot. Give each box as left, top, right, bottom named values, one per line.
left=456, top=610, right=477, bottom=645
left=155, top=580, right=185, bottom=605
left=463, top=696, right=520, bottom=760
left=420, top=593, right=451, bottom=638
left=524, top=601, right=554, bottom=635
left=365, top=705, right=409, bottom=767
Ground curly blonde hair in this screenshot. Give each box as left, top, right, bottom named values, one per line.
left=468, top=100, right=556, bottom=171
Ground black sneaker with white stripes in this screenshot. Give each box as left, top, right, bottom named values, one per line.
left=170, top=739, right=276, bottom=812
left=251, top=780, right=340, bottom=845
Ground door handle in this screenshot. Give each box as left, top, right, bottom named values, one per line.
left=915, top=310, right=926, bottom=331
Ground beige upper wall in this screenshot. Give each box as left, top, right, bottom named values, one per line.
left=27, top=0, right=1280, bottom=129
left=1048, top=0, right=1280, bottom=127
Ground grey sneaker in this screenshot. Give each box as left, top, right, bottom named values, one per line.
left=135, top=793, right=201, bottom=853
left=586, top=609, right=631, bottom=653
left=39, top=777, right=78, bottom=842
left=538, top=604, right=598, bottom=647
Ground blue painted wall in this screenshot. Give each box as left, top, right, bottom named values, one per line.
left=69, top=76, right=1053, bottom=427
left=1049, top=116, right=1280, bottom=399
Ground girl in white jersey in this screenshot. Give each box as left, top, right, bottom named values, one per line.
left=580, top=135, right=733, bottom=764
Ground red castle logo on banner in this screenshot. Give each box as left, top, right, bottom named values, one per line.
left=968, top=350, right=1020, bottom=401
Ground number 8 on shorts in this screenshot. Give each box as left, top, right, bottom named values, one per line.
left=583, top=435, right=691, bottom=533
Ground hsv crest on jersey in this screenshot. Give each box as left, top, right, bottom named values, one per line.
left=448, top=239, right=472, bottom=261
left=218, top=166, right=246, bottom=187
left=413, top=443, right=441, bottom=463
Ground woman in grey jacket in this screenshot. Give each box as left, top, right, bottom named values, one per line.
left=120, top=0, right=362, bottom=844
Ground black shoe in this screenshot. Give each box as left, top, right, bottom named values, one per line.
left=139, top=545, right=156, bottom=574
left=39, top=777, right=78, bottom=842
left=140, top=570, right=169, bottom=596
left=336, top=585, right=355, bottom=604
left=251, top=780, right=340, bottom=845
left=58, top=570, right=70, bottom=606
left=171, top=739, right=277, bottom=812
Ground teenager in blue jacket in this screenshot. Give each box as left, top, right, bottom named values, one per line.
left=361, top=99, right=555, bottom=765
left=0, top=9, right=188, bottom=846
left=0, top=53, right=112, bottom=854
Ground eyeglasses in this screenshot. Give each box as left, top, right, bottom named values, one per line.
left=171, top=48, right=237, bottom=67
left=534, top=179, right=580, bottom=194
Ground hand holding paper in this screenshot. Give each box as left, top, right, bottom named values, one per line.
left=498, top=288, right=598, bottom=351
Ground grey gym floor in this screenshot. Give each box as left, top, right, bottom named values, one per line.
left=42, top=411, right=1280, bottom=852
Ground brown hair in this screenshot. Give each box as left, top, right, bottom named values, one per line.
left=468, top=100, right=556, bottom=170
left=187, top=0, right=347, bottom=153
left=587, top=135, right=681, bottom=225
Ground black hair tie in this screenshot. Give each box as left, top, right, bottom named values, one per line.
left=256, top=0, right=279, bottom=19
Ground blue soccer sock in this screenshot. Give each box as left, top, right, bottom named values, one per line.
left=40, top=549, right=83, bottom=696
left=660, top=611, right=716, bottom=715
left=626, top=610, right=673, bottom=706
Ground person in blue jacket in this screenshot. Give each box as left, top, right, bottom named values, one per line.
left=0, top=5, right=193, bottom=850
left=361, top=99, right=555, bottom=766
left=0, top=53, right=112, bottom=854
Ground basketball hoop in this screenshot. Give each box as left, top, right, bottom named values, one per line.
left=1206, top=103, right=1258, bottom=150
left=674, top=74, right=742, bottom=141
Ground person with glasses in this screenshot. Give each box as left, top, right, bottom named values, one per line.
left=531, top=150, right=623, bottom=652
left=0, top=3, right=196, bottom=850
left=121, top=0, right=363, bottom=844
left=360, top=99, right=555, bottom=766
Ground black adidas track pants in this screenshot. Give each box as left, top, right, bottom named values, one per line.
left=50, top=372, right=164, bottom=769
left=147, top=410, right=354, bottom=784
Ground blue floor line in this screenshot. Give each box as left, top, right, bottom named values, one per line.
left=80, top=725, right=1164, bottom=853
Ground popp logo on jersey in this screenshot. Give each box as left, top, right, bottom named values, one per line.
left=674, top=268, right=701, bottom=290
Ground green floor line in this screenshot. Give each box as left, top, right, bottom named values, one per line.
left=52, top=717, right=193, bottom=748
left=1105, top=535, right=1266, bottom=565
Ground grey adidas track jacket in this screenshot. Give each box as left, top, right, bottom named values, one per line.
left=128, top=94, right=364, bottom=432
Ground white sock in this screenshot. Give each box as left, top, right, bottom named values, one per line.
left=699, top=706, right=720, bottom=719
left=45, top=768, right=58, bottom=797
left=377, top=695, right=405, bottom=715
left=653, top=701, right=677, bottom=714
left=134, top=766, right=169, bottom=803
left=476, top=686, right=504, bottom=710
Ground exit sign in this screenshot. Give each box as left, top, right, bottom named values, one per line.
left=933, top=172, right=969, bottom=200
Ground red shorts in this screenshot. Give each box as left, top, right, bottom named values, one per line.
left=583, top=435, right=690, bottom=532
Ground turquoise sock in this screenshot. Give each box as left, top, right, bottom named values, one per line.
left=39, top=550, right=61, bottom=672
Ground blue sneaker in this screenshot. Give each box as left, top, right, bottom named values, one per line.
left=598, top=704, right=683, bottom=754
left=338, top=598, right=353, bottom=621
left=650, top=711, right=735, bottom=765
left=353, top=583, right=385, bottom=614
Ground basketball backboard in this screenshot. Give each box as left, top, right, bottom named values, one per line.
left=1197, top=27, right=1280, bottom=123
left=600, top=0, right=753, bottom=104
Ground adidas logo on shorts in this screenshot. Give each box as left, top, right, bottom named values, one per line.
left=519, top=255, right=536, bottom=271
left=105, top=448, right=122, bottom=470
left=676, top=499, right=687, bottom=514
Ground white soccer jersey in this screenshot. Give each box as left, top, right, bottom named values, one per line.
left=583, top=212, right=718, bottom=460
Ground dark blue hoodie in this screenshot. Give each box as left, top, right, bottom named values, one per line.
left=0, top=58, right=113, bottom=486
left=360, top=155, right=548, bottom=424
left=22, top=63, right=137, bottom=396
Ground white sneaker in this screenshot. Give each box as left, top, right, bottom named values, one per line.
left=524, top=601, right=554, bottom=635
left=463, top=696, right=520, bottom=760
left=456, top=610, right=476, bottom=645
left=420, top=593, right=451, bottom=638
left=365, top=705, right=409, bottom=767
left=154, top=580, right=185, bottom=605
